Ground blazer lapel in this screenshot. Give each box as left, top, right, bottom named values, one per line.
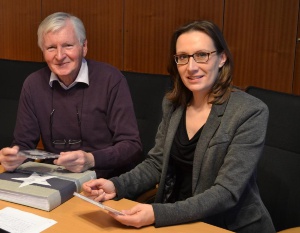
left=192, top=101, right=228, bottom=193
left=155, top=105, right=184, bottom=201
left=158, top=105, right=184, bottom=185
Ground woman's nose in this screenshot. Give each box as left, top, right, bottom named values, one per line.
left=187, top=56, right=198, bottom=71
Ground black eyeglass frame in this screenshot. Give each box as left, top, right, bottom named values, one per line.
left=49, top=108, right=82, bottom=146
left=174, top=51, right=217, bottom=65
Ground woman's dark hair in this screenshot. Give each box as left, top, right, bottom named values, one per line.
left=166, top=20, right=234, bottom=107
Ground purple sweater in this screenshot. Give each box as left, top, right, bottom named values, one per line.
left=13, top=60, right=142, bottom=178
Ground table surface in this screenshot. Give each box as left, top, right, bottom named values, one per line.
left=0, top=165, right=233, bottom=233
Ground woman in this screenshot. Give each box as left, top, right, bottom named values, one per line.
left=82, top=20, right=275, bottom=233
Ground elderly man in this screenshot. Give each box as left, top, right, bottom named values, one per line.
left=0, top=12, right=142, bottom=178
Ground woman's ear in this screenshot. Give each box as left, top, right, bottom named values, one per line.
left=218, top=52, right=227, bottom=68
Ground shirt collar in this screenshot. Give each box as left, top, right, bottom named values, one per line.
left=49, top=58, right=89, bottom=90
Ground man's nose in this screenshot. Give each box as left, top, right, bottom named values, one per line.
left=55, top=47, right=66, bottom=60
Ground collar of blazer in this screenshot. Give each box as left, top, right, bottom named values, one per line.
left=163, top=95, right=230, bottom=193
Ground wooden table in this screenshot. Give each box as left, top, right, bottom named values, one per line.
left=279, top=228, right=300, bottom=233
left=0, top=165, right=233, bottom=233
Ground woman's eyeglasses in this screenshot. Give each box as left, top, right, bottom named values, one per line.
left=174, top=51, right=216, bottom=65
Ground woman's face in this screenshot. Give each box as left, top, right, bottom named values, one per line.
left=176, top=31, right=226, bottom=96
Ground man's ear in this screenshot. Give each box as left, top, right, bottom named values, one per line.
left=219, top=52, right=227, bottom=68
left=83, top=39, right=88, bottom=57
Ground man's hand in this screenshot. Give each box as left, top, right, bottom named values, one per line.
left=0, top=146, right=26, bottom=171
left=54, top=150, right=95, bottom=173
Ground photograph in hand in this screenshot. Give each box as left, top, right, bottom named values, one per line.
left=73, top=192, right=125, bottom=216
left=17, top=149, right=59, bottom=160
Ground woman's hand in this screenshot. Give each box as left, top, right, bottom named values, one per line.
left=109, top=204, right=155, bottom=228
left=82, top=178, right=116, bottom=201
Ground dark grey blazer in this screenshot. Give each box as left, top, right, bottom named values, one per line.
left=112, top=90, right=275, bottom=233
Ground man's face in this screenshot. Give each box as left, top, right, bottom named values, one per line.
left=42, top=20, right=88, bottom=85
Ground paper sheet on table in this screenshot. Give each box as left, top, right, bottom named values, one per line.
left=0, top=207, right=56, bottom=233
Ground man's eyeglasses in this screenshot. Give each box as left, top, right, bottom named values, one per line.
left=50, top=108, right=82, bottom=146
left=174, top=51, right=216, bottom=65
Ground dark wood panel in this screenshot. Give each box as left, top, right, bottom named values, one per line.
left=41, top=0, right=123, bottom=69
left=224, top=0, right=299, bottom=93
left=0, top=0, right=43, bottom=61
left=292, top=4, right=300, bottom=95
left=123, top=0, right=224, bottom=74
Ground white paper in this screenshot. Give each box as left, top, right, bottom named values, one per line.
left=0, top=207, right=56, bottom=233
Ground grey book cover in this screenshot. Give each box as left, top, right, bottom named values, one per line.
left=0, top=162, right=96, bottom=211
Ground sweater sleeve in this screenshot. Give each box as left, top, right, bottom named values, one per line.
left=91, top=76, right=142, bottom=177
left=12, top=78, right=41, bottom=150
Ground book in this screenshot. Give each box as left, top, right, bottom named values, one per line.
left=0, top=162, right=96, bottom=211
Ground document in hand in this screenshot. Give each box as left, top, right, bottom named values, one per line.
left=0, top=162, right=96, bottom=211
